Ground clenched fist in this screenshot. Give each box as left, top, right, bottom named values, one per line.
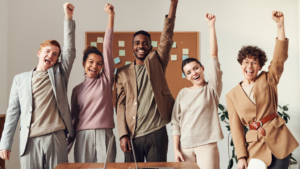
left=104, top=3, right=115, bottom=16
left=205, top=13, right=216, bottom=27
left=63, top=2, right=75, bottom=20
left=272, top=11, right=284, bottom=26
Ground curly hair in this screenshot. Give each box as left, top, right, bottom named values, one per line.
left=83, top=46, right=103, bottom=62
left=237, top=46, right=268, bottom=67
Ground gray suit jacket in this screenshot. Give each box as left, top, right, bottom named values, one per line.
left=0, top=21, right=76, bottom=156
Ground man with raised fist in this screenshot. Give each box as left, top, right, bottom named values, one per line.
left=0, top=2, right=76, bottom=169
left=115, top=0, right=178, bottom=163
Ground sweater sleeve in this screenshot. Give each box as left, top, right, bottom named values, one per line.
left=102, top=28, right=115, bottom=85
left=208, top=57, right=223, bottom=99
left=67, top=87, right=80, bottom=154
left=171, top=91, right=182, bottom=136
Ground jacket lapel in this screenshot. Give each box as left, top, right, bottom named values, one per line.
left=27, top=70, right=34, bottom=106
left=144, top=57, right=151, bottom=79
left=236, top=83, right=257, bottom=118
left=47, top=67, right=57, bottom=98
left=128, top=62, right=137, bottom=100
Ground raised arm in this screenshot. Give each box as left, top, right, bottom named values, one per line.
left=205, top=13, right=218, bottom=58
left=205, top=13, right=222, bottom=98
left=268, top=11, right=288, bottom=85
left=102, top=3, right=115, bottom=85
left=60, top=2, right=76, bottom=81
left=156, top=0, right=177, bottom=68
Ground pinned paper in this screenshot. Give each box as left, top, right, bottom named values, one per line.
left=114, top=68, right=117, bottom=75
left=182, top=72, right=186, bottom=78
left=183, top=49, right=189, bottom=55
left=171, top=55, right=177, bottom=61
left=182, top=55, right=189, bottom=60
left=97, top=37, right=103, bottom=43
left=91, top=42, right=97, bottom=47
left=114, top=57, right=121, bottom=64
left=172, top=42, right=177, bottom=48
left=112, top=85, right=114, bottom=90
left=119, top=41, right=125, bottom=47
left=152, top=41, right=158, bottom=47
left=119, top=50, right=125, bottom=56
left=125, top=61, right=131, bottom=65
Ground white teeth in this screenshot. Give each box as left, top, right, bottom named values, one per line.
left=89, top=69, right=96, bottom=72
left=194, top=76, right=200, bottom=80
left=138, top=50, right=145, bottom=53
left=246, top=70, right=254, bottom=73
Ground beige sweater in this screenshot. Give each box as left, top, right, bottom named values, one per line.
left=171, top=57, right=224, bottom=148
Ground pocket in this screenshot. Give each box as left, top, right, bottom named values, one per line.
left=271, top=116, right=286, bottom=128
left=162, top=90, right=171, bottom=95
left=245, top=130, right=258, bottom=142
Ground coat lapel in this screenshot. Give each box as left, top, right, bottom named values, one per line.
left=236, top=83, right=257, bottom=119
left=128, top=62, right=137, bottom=100
left=27, top=70, right=34, bottom=106
left=47, top=67, right=57, bottom=98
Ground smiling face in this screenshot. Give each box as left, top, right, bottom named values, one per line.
left=83, top=53, right=103, bottom=78
left=37, top=45, right=60, bottom=70
left=241, top=56, right=262, bottom=83
left=183, top=61, right=206, bottom=87
left=132, top=34, right=152, bottom=61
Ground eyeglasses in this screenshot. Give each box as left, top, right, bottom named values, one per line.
left=242, top=61, right=259, bottom=67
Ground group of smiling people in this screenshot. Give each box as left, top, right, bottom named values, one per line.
left=0, top=1, right=298, bottom=169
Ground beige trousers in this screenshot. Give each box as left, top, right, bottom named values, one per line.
left=180, top=142, right=220, bottom=169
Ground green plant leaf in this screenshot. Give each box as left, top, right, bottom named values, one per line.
left=235, top=156, right=238, bottom=163
left=218, top=112, right=221, bottom=115
left=291, top=157, right=297, bottom=162
left=226, top=125, right=231, bottom=131
left=218, top=104, right=225, bottom=111
left=283, top=105, right=288, bottom=111
left=283, top=112, right=290, bottom=120
left=283, top=116, right=288, bottom=123
left=232, top=148, right=236, bottom=158
left=230, top=139, right=234, bottom=146
left=277, top=111, right=283, bottom=117
left=221, top=115, right=225, bottom=121
left=227, top=159, right=233, bottom=169
left=244, top=126, right=249, bottom=135
left=225, top=111, right=229, bottom=119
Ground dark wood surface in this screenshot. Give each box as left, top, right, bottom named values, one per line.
left=55, top=162, right=200, bottom=169
left=0, top=115, right=5, bottom=169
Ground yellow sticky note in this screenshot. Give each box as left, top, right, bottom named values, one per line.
left=172, top=42, right=177, bottom=48
left=152, top=41, right=158, bottom=47
left=183, top=49, right=189, bottom=55
left=91, top=42, right=97, bottom=47
left=97, top=37, right=103, bottom=43
left=171, top=55, right=177, bottom=61
left=119, top=41, right=125, bottom=47
left=119, top=50, right=125, bottom=56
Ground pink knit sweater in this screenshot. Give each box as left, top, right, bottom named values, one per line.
left=67, top=28, right=115, bottom=153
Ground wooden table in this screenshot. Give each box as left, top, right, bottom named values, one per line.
left=55, top=162, right=200, bottom=169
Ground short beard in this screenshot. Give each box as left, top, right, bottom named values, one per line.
left=133, top=52, right=149, bottom=61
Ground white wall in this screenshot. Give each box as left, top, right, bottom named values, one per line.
left=2, top=0, right=300, bottom=168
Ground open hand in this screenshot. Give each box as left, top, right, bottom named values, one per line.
left=272, top=11, right=284, bottom=25
left=205, top=13, right=216, bottom=26
left=63, top=2, right=75, bottom=19
left=0, top=150, right=11, bottom=161
left=104, top=3, right=115, bottom=16
left=174, top=149, right=185, bottom=162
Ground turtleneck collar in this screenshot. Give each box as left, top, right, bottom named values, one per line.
left=84, top=73, right=100, bottom=81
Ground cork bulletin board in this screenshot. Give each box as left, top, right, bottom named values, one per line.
left=86, top=32, right=199, bottom=107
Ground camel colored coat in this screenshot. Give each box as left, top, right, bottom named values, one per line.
left=226, top=38, right=298, bottom=166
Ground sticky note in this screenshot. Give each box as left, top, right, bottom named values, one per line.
left=171, top=55, right=177, bottom=61
left=182, top=73, right=186, bottom=78
left=112, top=85, right=114, bottom=90
left=172, top=42, right=176, bottom=48
left=114, top=57, right=121, bottom=64
left=119, top=41, right=125, bottom=47
left=183, top=49, right=189, bottom=55
left=182, top=55, right=189, bottom=60
left=119, top=50, right=125, bottom=56
left=91, top=42, right=97, bottom=47
left=114, top=68, right=117, bottom=75
left=125, top=61, right=131, bottom=65
left=152, top=41, right=158, bottom=47
left=97, top=37, right=103, bottom=43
